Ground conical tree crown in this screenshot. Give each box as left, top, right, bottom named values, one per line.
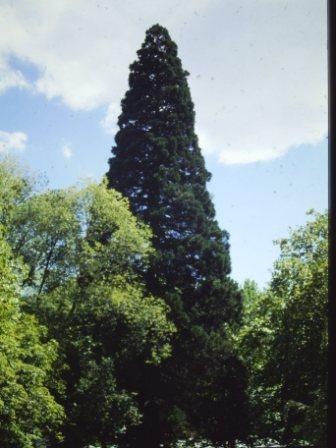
left=110, top=25, right=210, bottom=207
left=107, top=24, right=248, bottom=446
left=108, top=25, right=235, bottom=324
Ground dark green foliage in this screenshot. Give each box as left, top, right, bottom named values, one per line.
left=236, top=212, right=327, bottom=447
left=268, top=211, right=327, bottom=447
left=107, top=24, right=248, bottom=447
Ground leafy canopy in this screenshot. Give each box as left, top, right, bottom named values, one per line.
left=0, top=161, right=64, bottom=448
left=235, top=211, right=327, bottom=447
left=1, top=160, right=175, bottom=448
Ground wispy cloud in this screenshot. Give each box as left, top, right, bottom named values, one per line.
left=62, top=144, right=73, bottom=159
left=0, top=0, right=327, bottom=164
left=0, top=130, right=27, bottom=153
left=0, top=58, right=29, bottom=93
left=100, top=102, right=119, bottom=135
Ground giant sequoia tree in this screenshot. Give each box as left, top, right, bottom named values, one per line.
left=107, top=25, right=248, bottom=447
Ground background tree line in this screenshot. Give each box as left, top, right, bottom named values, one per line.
left=0, top=24, right=327, bottom=448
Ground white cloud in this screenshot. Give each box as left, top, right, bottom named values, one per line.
left=100, top=102, right=120, bottom=135
left=0, top=58, right=29, bottom=93
left=0, top=0, right=327, bottom=164
left=187, top=0, right=327, bottom=164
left=0, top=130, right=27, bottom=153
left=62, top=144, right=73, bottom=159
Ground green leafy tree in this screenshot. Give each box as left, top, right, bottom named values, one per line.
left=233, top=280, right=280, bottom=443
left=269, top=210, right=327, bottom=447
left=236, top=211, right=328, bottom=447
left=107, top=24, right=248, bottom=447
left=6, top=171, right=174, bottom=448
left=0, top=161, right=64, bottom=447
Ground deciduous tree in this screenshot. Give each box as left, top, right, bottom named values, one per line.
left=3, top=160, right=174, bottom=448
left=235, top=211, right=327, bottom=447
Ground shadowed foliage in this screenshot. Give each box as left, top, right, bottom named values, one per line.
left=107, top=24, right=249, bottom=447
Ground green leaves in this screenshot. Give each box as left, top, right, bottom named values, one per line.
left=0, top=233, right=64, bottom=448
left=235, top=211, right=328, bottom=446
left=0, top=160, right=174, bottom=447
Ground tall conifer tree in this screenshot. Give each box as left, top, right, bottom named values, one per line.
left=107, top=24, right=248, bottom=447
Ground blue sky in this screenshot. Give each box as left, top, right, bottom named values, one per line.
left=0, top=0, right=327, bottom=287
